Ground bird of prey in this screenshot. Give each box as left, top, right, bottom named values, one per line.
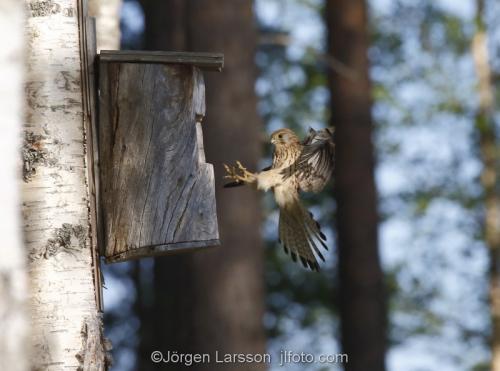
left=223, top=127, right=335, bottom=271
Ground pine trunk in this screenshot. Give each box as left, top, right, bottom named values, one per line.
left=23, top=1, right=107, bottom=369
left=326, top=0, right=387, bottom=370
left=472, top=1, right=500, bottom=369
left=136, top=1, right=266, bottom=370
left=0, top=2, right=30, bottom=370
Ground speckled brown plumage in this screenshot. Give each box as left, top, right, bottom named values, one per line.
left=224, top=127, right=335, bottom=271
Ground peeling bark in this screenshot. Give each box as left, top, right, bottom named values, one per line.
left=0, top=1, right=30, bottom=371
left=23, top=0, right=105, bottom=369
left=22, top=132, right=49, bottom=182
left=28, top=223, right=87, bottom=261
left=28, top=0, right=75, bottom=18
left=76, top=314, right=113, bottom=371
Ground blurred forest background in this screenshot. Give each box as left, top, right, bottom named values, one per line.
left=101, top=0, right=500, bottom=370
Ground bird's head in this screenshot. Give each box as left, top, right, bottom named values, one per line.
left=270, top=128, right=300, bottom=147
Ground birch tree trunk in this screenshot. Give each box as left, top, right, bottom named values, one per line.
left=88, top=0, right=121, bottom=51
left=0, top=2, right=30, bottom=370
left=23, top=1, right=107, bottom=369
left=471, top=1, right=500, bottom=369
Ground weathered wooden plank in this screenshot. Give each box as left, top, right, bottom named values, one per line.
left=105, top=240, right=221, bottom=263
left=99, top=50, right=224, bottom=71
left=99, top=62, right=220, bottom=263
left=81, top=15, right=104, bottom=312
left=78, top=0, right=103, bottom=313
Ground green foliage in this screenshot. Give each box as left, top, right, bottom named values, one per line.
left=370, top=1, right=492, bottom=368
left=258, top=0, right=493, bottom=369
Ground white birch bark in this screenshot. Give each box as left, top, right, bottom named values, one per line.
left=23, top=0, right=107, bottom=369
left=88, top=0, right=122, bottom=51
left=0, top=2, right=30, bottom=371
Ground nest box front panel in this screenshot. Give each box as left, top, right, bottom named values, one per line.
left=99, top=61, right=220, bottom=263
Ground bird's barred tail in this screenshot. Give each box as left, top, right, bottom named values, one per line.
left=278, top=200, right=328, bottom=271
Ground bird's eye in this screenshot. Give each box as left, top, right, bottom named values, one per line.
left=278, top=134, right=283, bottom=139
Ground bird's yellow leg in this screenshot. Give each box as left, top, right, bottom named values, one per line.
left=223, top=161, right=257, bottom=184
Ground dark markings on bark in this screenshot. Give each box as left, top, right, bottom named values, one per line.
left=22, top=132, right=48, bottom=182
left=29, top=1, right=61, bottom=17
left=28, top=1, right=74, bottom=18
left=29, top=223, right=87, bottom=260
left=44, top=223, right=86, bottom=258
left=61, top=7, right=74, bottom=17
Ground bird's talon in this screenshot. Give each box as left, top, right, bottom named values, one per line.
left=223, top=161, right=255, bottom=184
left=236, top=161, right=247, bottom=172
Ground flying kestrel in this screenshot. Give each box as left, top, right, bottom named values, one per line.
left=223, top=127, right=335, bottom=271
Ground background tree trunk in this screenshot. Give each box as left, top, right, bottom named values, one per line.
left=23, top=1, right=107, bottom=369
left=140, top=0, right=186, bottom=51
left=136, top=1, right=266, bottom=370
left=0, top=2, right=30, bottom=370
left=326, top=1, right=387, bottom=370
left=471, top=1, right=500, bottom=369
left=88, top=0, right=122, bottom=51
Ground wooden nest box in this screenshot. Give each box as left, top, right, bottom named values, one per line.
left=97, top=50, right=223, bottom=263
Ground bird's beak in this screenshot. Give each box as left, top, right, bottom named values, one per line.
left=271, top=138, right=276, bottom=144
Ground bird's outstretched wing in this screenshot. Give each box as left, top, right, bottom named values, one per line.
left=287, top=127, right=335, bottom=193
